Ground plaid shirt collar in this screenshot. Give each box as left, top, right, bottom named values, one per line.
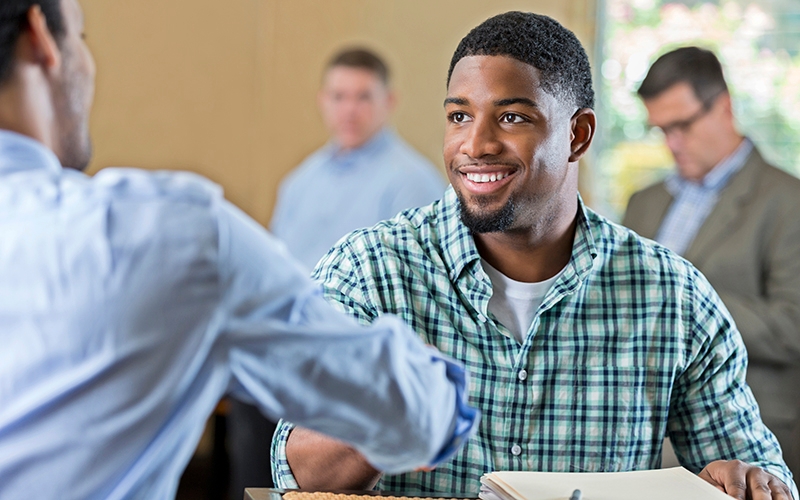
left=438, top=186, right=598, bottom=294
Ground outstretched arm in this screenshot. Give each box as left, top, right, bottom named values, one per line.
left=220, top=201, right=478, bottom=481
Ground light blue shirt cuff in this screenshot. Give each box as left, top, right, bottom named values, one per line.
left=426, top=353, right=480, bottom=467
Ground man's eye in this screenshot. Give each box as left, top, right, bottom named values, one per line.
left=502, top=113, right=525, bottom=123
left=449, top=112, right=468, bottom=123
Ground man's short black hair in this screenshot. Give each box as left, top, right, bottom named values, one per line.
left=0, top=0, right=65, bottom=86
left=638, top=46, right=728, bottom=106
left=447, top=11, right=594, bottom=110
left=326, top=47, right=389, bottom=86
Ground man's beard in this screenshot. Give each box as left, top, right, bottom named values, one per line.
left=58, top=129, right=92, bottom=171
left=458, top=194, right=516, bottom=234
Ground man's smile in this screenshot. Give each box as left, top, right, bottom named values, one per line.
left=457, top=165, right=517, bottom=194
left=465, top=171, right=511, bottom=183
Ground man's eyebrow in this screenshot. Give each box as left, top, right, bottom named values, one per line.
left=443, top=97, right=539, bottom=108
left=495, top=97, right=538, bottom=108
left=444, top=97, right=468, bottom=106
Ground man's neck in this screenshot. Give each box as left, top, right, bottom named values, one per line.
left=332, top=129, right=385, bottom=156
left=0, top=72, right=55, bottom=151
left=474, top=215, right=577, bottom=283
left=692, top=133, right=745, bottom=183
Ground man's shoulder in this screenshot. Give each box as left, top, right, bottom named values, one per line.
left=346, top=202, right=440, bottom=248
left=280, top=146, right=331, bottom=185
left=750, top=153, right=800, bottom=194
left=311, top=198, right=457, bottom=317
left=588, top=207, right=700, bottom=282
left=628, top=178, right=669, bottom=201
left=381, top=133, right=439, bottom=173
left=90, top=167, right=223, bottom=208
left=621, top=178, right=671, bottom=233
left=319, top=200, right=445, bottom=270
left=725, top=150, right=800, bottom=223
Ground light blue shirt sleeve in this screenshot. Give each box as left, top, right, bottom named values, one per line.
left=215, top=201, right=479, bottom=474
left=0, top=129, right=477, bottom=498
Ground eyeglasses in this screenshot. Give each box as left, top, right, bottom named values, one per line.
left=649, top=92, right=722, bottom=138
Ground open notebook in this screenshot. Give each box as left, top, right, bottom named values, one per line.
left=479, top=467, right=733, bottom=500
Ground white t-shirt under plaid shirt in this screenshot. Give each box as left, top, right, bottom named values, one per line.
left=271, top=187, right=796, bottom=497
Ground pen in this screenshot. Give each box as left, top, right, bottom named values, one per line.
left=569, top=489, right=582, bottom=500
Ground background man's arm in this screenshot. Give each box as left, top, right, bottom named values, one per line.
left=713, top=204, right=800, bottom=364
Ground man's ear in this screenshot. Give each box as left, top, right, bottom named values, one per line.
left=317, top=88, right=325, bottom=111
left=569, top=108, right=596, bottom=162
left=717, top=91, right=734, bottom=119
left=24, top=5, right=61, bottom=73
left=385, top=88, right=397, bottom=113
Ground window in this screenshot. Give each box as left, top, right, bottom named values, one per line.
left=593, top=0, right=800, bottom=219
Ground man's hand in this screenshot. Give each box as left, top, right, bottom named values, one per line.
left=699, top=460, right=792, bottom=499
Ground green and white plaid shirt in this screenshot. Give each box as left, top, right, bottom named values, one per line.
left=272, top=187, right=796, bottom=497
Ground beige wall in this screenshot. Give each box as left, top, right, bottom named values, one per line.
left=82, top=0, right=596, bottom=227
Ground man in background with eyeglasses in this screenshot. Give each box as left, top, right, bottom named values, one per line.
left=624, top=46, right=800, bottom=477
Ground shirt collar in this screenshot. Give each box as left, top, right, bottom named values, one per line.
left=438, top=186, right=598, bottom=286
left=439, top=187, right=480, bottom=282
left=323, top=128, right=392, bottom=170
left=0, top=129, right=63, bottom=176
left=665, top=137, right=753, bottom=195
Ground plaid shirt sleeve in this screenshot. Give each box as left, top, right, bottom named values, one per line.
left=270, top=419, right=298, bottom=488
left=668, top=267, right=797, bottom=496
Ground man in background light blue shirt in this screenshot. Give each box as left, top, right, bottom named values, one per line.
left=269, top=47, right=446, bottom=269
left=0, top=1, right=478, bottom=499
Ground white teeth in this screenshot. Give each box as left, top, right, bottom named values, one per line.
left=466, top=172, right=509, bottom=183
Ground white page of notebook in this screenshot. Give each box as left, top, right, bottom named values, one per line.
left=483, top=467, right=732, bottom=500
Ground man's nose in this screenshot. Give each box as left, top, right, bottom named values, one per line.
left=342, top=97, right=360, bottom=113
left=459, top=118, right=502, bottom=158
left=664, top=130, right=684, bottom=153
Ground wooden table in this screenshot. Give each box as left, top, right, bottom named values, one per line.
left=243, top=488, right=282, bottom=500
left=244, top=488, right=477, bottom=500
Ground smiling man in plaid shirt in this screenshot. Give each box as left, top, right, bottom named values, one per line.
left=272, top=11, right=797, bottom=499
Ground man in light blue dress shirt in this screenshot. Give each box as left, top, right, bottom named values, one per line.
left=0, top=1, right=479, bottom=499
